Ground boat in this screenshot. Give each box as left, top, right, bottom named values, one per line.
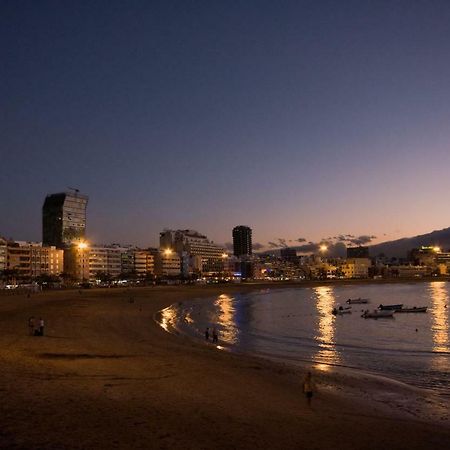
left=361, top=309, right=394, bottom=318
left=332, top=306, right=352, bottom=315
left=395, top=306, right=427, bottom=313
left=346, top=298, right=369, bottom=304
left=378, top=304, right=403, bottom=311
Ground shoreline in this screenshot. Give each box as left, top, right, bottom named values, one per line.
left=154, top=289, right=450, bottom=426
left=0, top=284, right=449, bottom=449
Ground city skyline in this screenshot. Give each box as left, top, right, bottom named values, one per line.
left=2, top=2, right=450, bottom=248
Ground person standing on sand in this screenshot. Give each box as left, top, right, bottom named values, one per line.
left=212, top=327, right=218, bottom=343
left=302, top=371, right=316, bottom=407
left=205, top=327, right=210, bottom=341
left=39, top=317, right=44, bottom=336
left=28, top=316, right=35, bottom=335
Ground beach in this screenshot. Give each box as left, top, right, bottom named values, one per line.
left=0, top=284, right=449, bottom=449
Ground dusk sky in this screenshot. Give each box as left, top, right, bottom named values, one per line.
left=2, top=0, right=450, bottom=249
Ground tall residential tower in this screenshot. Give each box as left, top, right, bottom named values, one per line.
left=232, top=225, right=252, bottom=257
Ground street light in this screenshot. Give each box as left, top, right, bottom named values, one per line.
left=319, top=244, right=328, bottom=252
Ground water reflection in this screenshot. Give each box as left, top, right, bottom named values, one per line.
left=213, top=294, right=238, bottom=344
left=160, top=305, right=177, bottom=332
left=430, top=282, right=449, bottom=352
left=313, top=286, right=341, bottom=365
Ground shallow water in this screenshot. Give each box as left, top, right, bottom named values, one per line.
left=160, top=281, right=450, bottom=394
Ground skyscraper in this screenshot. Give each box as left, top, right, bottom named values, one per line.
left=232, top=226, right=252, bottom=257
left=42, top=190, right=88, bottom=248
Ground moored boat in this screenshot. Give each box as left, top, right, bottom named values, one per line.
left=332, top=306, right=352, bottom=315
left=395, top=306, right=427, bottom=313
left=378, top=304, right=403, bottom=311
left=346, top=298, right=369, bottom=304
left=361, top=309, right=394, bottom=318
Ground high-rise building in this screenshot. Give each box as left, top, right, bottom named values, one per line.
left=42, top=191, right=88, bottom=248
left=159, top=229, right=225, bottom=275
left=232, top=226, right=252, bottom=257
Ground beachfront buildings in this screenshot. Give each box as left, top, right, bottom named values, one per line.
left=0, top=238, right=6, bottom=273
left=340, top=258, right=371, bottom=278
left=232, top=225, right=252, bottom=257
left=154, top=250, right=181, bottom=277
left=2, top=241, right=63, bottom=280
left=160, top=229, right=225, bottom=276
left=42, top=190, right=88, bottom=248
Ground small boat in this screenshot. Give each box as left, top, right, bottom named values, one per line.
left=395, top=306, right=427, bottom=313
left=332, top=306, right=352, bottom=315
left=378, top=304, right=403, bottom=311
left=362, top=309, right=394, bottom=319
left=346, top=298, right=369, bottom=304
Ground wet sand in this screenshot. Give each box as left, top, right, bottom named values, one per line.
left=0, top=284, right=449, bottom=449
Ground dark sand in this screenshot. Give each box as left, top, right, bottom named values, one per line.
left=0, top=284, right=449, bottom=449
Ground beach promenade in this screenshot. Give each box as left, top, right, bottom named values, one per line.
left=0, top=284, right=449, bottom=449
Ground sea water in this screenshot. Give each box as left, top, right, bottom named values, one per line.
left=160, top=281, right=450, bottom=395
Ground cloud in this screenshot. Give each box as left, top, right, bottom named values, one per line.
left=268, top=241, right=279, bottom=248
left=277, top=238, right=288, bottom=248
left=253, top=242, right=265, bottom=250
left=347, top=235, right=377, bottom=246
left=296, top=237, right=306, bottom=243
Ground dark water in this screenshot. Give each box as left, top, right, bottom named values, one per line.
left=159, top=282, right=450, bottom=394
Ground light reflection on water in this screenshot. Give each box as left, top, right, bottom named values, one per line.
left=430, top=281, right=449, bottom=352
left=313, top=286, right=341, bottom=365
left=160, top=282, right=450, bottom=393
left=213, top=294, right=238, bottom=344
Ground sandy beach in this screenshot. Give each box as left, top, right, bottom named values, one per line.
left=0, top=283, right=449, bottom=449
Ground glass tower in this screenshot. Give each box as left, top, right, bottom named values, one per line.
left=42, top=191, right=88, bottom=248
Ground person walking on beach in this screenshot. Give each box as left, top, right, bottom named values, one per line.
left=39, top=317, right=45, bottom=336
left=302, top=371, right=316, bottom=407
left=28, top=316, right=35, bottom=336
left=212, top=327, right=218, bottom=343
left=205, top=327, right=210, bottom=341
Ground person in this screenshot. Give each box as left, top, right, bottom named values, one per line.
left=204, top=327, right=210, bottom=341
left=302, top=371, right=316, bottom=407
left=39, top=317, right=45, bottom=336
left=212, top=327, right=218, bottom=343
left=28, top=316, right=35, bottom=336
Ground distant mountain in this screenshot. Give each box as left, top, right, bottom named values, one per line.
left=369, top=227, right=450, bottom=258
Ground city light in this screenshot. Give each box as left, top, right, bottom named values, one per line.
left=319, top=244, right=328, bottom=252
left=164, top=248, right=173, bottom=256
left=433, top=246, right=441, bottom=253
left=221, top=253, right=228, bottom=258
left=77, top=241, right=88, bottom=250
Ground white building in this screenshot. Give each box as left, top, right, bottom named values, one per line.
left=160, top=229, right=225, bottom=275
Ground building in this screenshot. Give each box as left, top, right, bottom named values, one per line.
left=232, top=226, right=252, bottom=257
left=347, top=246, right=369, bottom=258
left=4, top=241, right=63, bottom=280
left=340, top=258, right=371, bottom=279
left=160, top=229, right=225, bottom=275
left=42, top=190, right=88, bottom=248
left=0, top=238, right=7, bottom=273
left=154, top=250, right=181, bottom=277
left=64, top=243, right=90, bottom=281
left=121, top=248, right=155, bottom=277
left=89, top=245, right=126, bottom=280
left=280, top=247, right=298, bottom=262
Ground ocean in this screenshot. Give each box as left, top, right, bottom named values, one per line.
left=159, top=281, right=450, bottom=395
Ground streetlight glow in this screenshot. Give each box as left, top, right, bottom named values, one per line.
left=433, top=246, right=441, bottom=253
left=78, top=241, right=88, bottom=249
left=319, top=244, right=328, bottom=252
left=164, top=248, right=172, bottom=256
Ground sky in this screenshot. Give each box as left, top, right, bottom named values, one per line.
left=2, top=0, right=450, bottom=249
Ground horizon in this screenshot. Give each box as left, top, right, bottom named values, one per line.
left=2, top=1, right=450, bottom=249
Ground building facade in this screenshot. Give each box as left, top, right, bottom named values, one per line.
left=232, top=225, right=252, bottom=257
left=160, top=229, right=225, bottom=275
left=42, top=191, right=88, bottom=248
